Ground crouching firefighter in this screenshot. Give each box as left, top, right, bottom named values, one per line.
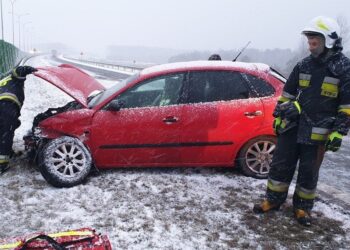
left=0, top=66, right=37, bottom=174
left=253, top=16, right=350, bottom=226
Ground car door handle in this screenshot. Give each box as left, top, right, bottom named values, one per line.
left=163, top=116, right=178, bottom=124
left=244, top=110, right=263, bottom=117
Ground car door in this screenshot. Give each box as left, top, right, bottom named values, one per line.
left=240, top=72, right=278, bottom=124
left=179, top=70, right=265, bottom=165
left=90, top=73, right=185, bottom=168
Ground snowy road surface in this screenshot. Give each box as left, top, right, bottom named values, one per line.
left=0, top=55, right=349, bottom=249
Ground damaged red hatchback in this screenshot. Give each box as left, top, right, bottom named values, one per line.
left=25, top=61, right=285, bottom=187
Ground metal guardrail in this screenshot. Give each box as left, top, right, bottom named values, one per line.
left=62, top=56, right=145, bottom=73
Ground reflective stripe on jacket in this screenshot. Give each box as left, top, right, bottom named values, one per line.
left=0, top=75, right=25, bottom=108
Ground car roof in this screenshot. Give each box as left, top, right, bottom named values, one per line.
left=140, top=60, right=271, bottom=77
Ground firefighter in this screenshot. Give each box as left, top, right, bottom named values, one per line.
left=253, top=16, right=350, bottom=226
left=0, top=66, right=37, bottom=173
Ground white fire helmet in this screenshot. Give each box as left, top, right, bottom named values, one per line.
left=301, top=16, right=341, bottom=49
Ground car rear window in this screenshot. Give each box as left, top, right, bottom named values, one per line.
left=240, top=73, right=275, bottom=97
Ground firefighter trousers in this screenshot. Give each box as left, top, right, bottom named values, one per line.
left=0, top=101, right=21, bottom=165
left=266, top=127, right=326, bottom=211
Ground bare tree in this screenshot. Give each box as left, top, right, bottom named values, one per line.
left=337, top=15, right=350, bottom=50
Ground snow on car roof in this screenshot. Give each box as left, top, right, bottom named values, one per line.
left=140, top=60, right=271, bottom=76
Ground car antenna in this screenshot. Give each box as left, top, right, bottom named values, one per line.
left=233, top=41, right=251, bottom=62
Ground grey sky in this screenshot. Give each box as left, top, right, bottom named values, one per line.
left=1, top=0, right=349, bottom=53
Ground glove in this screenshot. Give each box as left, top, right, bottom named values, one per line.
left=281, top=101, right=301, bottom=120
left=326, top=131, right=343, bottom=152
left=273, top=117, right=282, bottom=134
left=273, top=116, right=289, bottom=135
left=272, top=103, right=282, bottom=118
left=12, top=66, right=37, bottom=79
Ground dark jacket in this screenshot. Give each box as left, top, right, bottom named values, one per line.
left=0, top=74, right=25, bottom=109
left=281, top=50, right=350, bottom=144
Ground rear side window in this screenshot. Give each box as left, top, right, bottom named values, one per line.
left=186, top=71, right=250, bottom=104
left=241, top=73, right=275, bottom=97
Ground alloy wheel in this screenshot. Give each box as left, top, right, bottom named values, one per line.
left=245, top=140, right=275, bottom=176
left=50, top=143, right=87, bottom=178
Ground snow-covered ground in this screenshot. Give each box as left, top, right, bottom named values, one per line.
left=1, top=55, right=350, bottom=249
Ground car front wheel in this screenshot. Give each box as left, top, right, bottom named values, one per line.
left=38, top=136, right=92, bottom=187
left=238, top=136, right=276, bottom=179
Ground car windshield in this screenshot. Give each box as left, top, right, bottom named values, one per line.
left=88, top=73, right=140, bottom=108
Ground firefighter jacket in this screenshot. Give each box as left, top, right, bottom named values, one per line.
left=0, top=74, right=25, bottom=109
left=279, top=50, right=350, bottom=145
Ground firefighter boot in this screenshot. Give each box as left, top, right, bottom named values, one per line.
left=0, top=163, right=10, bottom=174
left=294, top=209, right=312, bottom=226
left=253, top=200, right=281, bottom=213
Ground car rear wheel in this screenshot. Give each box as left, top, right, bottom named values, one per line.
left=238, top=136, right=276, bottom=179
left=38, top=136, right=92, bottom=187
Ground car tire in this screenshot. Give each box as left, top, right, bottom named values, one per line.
left=237, top=136, right=276, bottom=179
left=38, top=136, right=92, bottom=187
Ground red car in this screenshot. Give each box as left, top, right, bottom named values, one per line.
left=26, top=61, right=285, bottom=187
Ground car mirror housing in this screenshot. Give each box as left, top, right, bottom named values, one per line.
left=106, top=100, right=125, bottom=111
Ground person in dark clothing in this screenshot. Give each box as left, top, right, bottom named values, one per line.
left=0, top=66, right=37, bottom=173
left=253, top=16, right=350, bottom=226
left=208, top=54, right=221, bottom=60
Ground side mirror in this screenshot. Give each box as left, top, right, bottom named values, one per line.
left=106, top=100, right=125, bottom=111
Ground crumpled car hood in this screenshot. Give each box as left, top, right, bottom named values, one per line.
left=34, top=64, right=106, bottom=108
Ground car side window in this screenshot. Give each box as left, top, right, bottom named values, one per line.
left=186, top=71, right=250, bottom=104
left=111, top=73, right=184, bottom=109
left=241, top=73, right=275, bottom=97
